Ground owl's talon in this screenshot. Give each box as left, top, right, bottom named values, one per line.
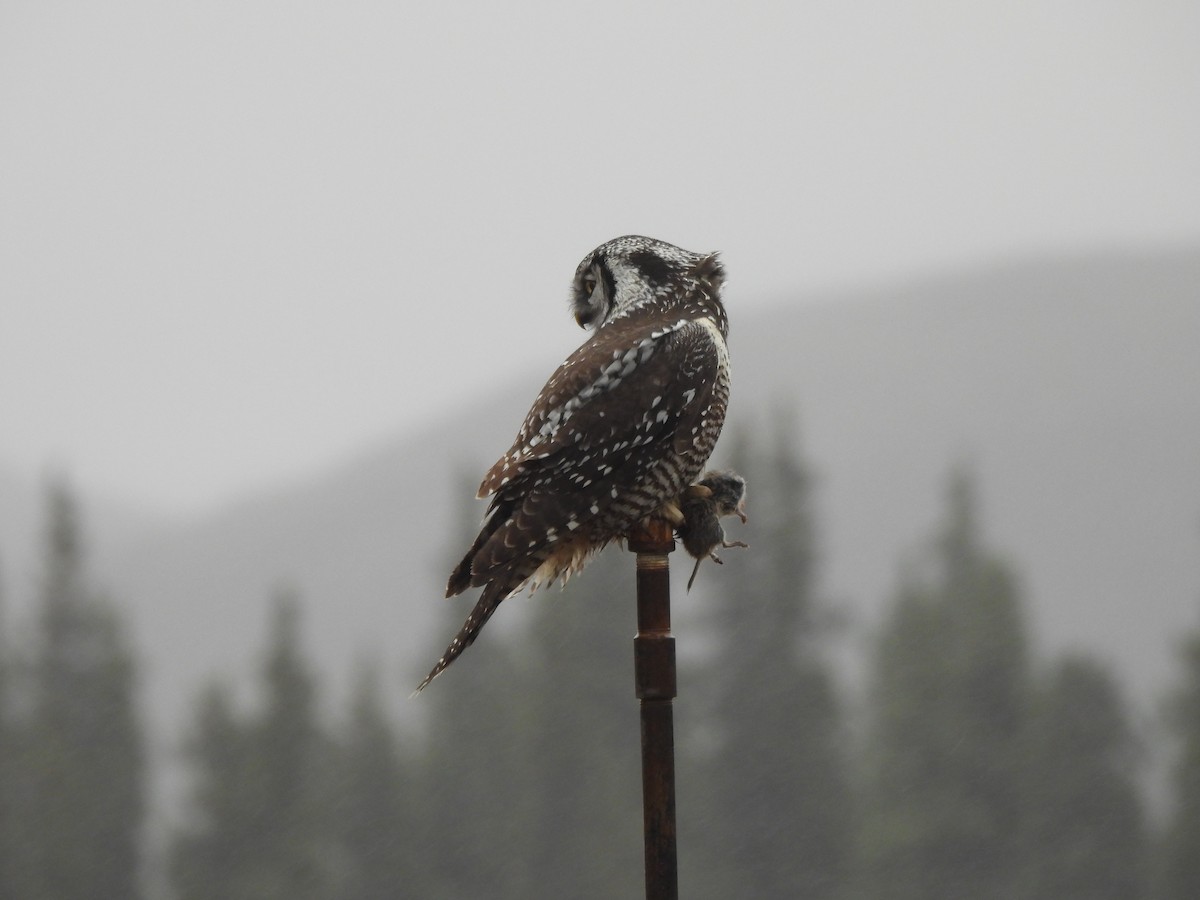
left=655, top=501, right=686, bottom=527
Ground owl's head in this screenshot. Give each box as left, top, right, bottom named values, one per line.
left=570, top=235, right=723, bottom=329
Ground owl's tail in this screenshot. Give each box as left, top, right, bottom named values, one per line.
left=412, top=579, right=511, bottom=695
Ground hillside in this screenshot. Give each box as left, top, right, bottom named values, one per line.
left=2, top=247, right=1198, bottom=746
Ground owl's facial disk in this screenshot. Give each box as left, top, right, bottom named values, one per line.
left=572, top=262, right=609, bottom=329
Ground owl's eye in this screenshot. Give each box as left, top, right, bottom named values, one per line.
left=583, top=277, right=597, bottom=295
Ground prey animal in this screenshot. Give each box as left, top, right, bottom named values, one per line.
left=676, top=470, right=748, bottom=590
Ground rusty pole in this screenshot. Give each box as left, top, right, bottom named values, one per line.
left=628, top=518, right=678, bottom=900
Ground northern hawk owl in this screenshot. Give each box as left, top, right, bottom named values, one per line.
left=416, top=235, right=731, bottom=691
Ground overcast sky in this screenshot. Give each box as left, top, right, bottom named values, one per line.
left=3, top=1, right=1198, bottom=514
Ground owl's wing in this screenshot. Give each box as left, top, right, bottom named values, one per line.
left=450, top=317, right=722, bottom=594
left=478, top=317, right=721, bottom=500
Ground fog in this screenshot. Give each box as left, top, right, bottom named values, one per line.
left=2, top=1, right=1198, bottom=512
left=3, top=6, right=1200, bottom=897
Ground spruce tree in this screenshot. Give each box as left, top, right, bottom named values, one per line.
left=509, top=549, right=642, bottom=899
left=252, top=592, right=332, bottom=899
left=24, top=482, right=145, bottom=900
left=412, top=581, right=530, bottom=898
left=1161, top=612, right=1200, bottom=900
left=414, top=480, right=641, bottom=898
left=1017, top=656, right=1146, bottom=900
left=858, top=468, right=1028, bottom=900
left=409, top=481, right=531, bottom=897
left=0, top=559, right=38, bottom=900
left=335, top=660, right=413, bottom=900
left=171, top=683, right=259, bottom=900
left=688, top=418, right=852, bottom=899
left=172, top=592, right=333, bottom=900
left=0, top=558, right=15, bottom=900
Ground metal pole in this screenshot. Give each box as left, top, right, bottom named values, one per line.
left=628, top=518, right=678, bottom=900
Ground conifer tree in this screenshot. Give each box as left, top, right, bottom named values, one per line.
left=413, top=584, right=531, bottom=897
left=688, top=417, right=852, bottom=899
left=858, top=468, right=1028, bottom=900
left=509, top=549, right=642, bottom=898
left=1161, top=612, right=1200, bottom=900
left=0, top=560, right=39, bottom=900
left=1017, top=656, right=1146, bottom=900
left=27, top=485, right=145, bottom=898
left=409, top=480, right=532, bottom=897
left=171, top=683, right=259, bottom=900
left=19, top=482, right=145, bottom=899
left=252, top=592, right=332, bottom=899
left=172, top=592, right=333, bottom=900
left=335, top=660, right=413, bottom=900
left=0, top=559, right=17, bottom=900
left=415, top=479, right=642, bottom=898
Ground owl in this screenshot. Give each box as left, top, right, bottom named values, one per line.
left=676, top=470, right=748, bottom=591
left=415, top=235, right=731, bottom=692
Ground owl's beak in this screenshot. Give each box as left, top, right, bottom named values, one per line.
left=575, top=296, right=603, bottom=329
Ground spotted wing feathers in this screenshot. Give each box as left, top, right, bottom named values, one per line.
left=456, top=320, right=724, bottom=593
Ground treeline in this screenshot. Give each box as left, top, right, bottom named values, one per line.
left=3, top=428, right=1200, bottom=899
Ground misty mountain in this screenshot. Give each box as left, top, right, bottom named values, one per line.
left=2, top=247, right=1198, bottom=750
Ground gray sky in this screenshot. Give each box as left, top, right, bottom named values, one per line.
left=3, top=1, right=1198, bottom=514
